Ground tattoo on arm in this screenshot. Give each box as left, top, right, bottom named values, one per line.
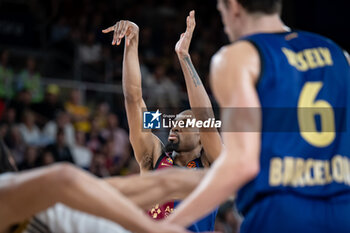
left=184, top=56, right=202, bottom=87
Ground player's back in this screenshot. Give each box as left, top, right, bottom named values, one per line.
left=237, top=31, right=350, bottom=233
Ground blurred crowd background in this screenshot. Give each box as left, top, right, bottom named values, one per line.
left=0, top=0, right=348, bottom=232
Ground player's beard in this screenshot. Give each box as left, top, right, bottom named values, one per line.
left=165, top=137, right=180, bottom=153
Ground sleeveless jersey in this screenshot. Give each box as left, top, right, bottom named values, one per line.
left=236, top=31, right=350, bottom=215
left=147, top=154, right=175, bottom=219
left=148, top=152, right=218, bottom=232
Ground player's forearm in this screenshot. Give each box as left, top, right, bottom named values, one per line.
left=106, top=172, right=172, bottom=209
left=165, top=168, right=206, bottom=199
left=178, top=54, right=213, bottom=112
left=105, top=174, right=158, bottom=197
left=122, top=38, right=143, bottom=102
left=167, top=150, right=258, bottom=227
left=105, top=169, right=206, bottom=209
left=134, top=169, right=206, bottom=210
left=178, top=54, right=222, bottom=161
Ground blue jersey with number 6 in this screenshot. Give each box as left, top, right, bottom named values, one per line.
left=236, top=31, right=350, bottom=216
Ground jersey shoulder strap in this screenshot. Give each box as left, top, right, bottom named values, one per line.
left=154, top=151, right=174, bottom=170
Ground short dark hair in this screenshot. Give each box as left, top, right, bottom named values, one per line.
left=224, top=0, right=282, bottom=14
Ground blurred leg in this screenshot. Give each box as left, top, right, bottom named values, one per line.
left=0, top=163, right=154, bottom=233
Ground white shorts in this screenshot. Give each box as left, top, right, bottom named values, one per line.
left=35, top=203, right=131, bottom=233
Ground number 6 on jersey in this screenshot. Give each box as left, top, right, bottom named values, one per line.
left=298, top=81, right=335, bottom=147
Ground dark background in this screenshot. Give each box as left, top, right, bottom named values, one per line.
left=0, top=0, right=348, bottom=83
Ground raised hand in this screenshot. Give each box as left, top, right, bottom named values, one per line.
left=102, top=20, right=139, bottom=46
left=175, top=10, right=196, bottom=57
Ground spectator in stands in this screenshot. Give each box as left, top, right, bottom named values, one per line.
left=45, top=128, right=75, bottom=163
left=17, top=110, right=42, bottom=146
left=43, top=111, right=75, bottom=146
left=1, top=107, right=16, bottom=143
left=86, top=117, right=104, bottom=152
left=32, top=84, right=64, bottom=126
left=78, top=31, right=103, bottom=81
left=100, top=113, right=129, bottom=158
left=2, top=107, right=24, bottom=165
left=71, top=130, right=92, bottom=169
left=78, top=31, right=102, bottom=64
left=145, top=65, right=180, bottom=108
left=36, top=149, right=55, bottom=167
left=8, top=89, right=33, bottom=123
left=0, top=50, right=14, bottom=100
left=17, top=57, right=43, bottom=103
left=90, top=150, right=110, bottom=177
left=2, top=107, right=16, bottom=126
left=0, top=122, right=8, bottom=144
left=18, top=146, right=38, bottom=170
left=50, top=17, right=71, bottom=43
left=103, top=138, right=130, bottom=176
left=4, top=127, right=25, bottom=165
left=65, top=89, right=91, bottom=133
left=94, top=102, right=110, bottom=130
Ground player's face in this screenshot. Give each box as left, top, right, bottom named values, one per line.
left=167, top=115, right=201, bottom=153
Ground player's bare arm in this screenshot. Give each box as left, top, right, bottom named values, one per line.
left=166, top=41, right=261, bottom=227
left=0, top=163, right=188, bottom=233
left=103, top=21, right=163, bottom=173
left=175, top=11, right=222, bottom=164
left=344, top=50, right=350, bottom=65
left=105, top=168, right=207, bottom=210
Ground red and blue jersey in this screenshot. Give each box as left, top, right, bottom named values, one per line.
left=148, top=152, right=218, bottom=232
left=147, top=154, right=175, bottom=219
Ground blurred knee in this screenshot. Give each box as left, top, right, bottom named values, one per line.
left=49, top=163, right=81, bottom=186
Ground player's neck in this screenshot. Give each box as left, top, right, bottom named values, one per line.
left=175, top=146, right=202, bottom=167
left=238, top=14, right=287, bottom=39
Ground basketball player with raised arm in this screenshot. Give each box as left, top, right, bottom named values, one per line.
left=166, top=0, right=350, bottom=232
left=102, top=11, right=222, bottom=232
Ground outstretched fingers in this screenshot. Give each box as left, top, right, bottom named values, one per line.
left=186, top=10, right=196, bottom=33
left=102, top=25, right=114, bottom=33
left=120, top=21, right=128, bottom=39
left=102, top=20, right=130, bottom=46
left=116, top=21, right=127, bottom=45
